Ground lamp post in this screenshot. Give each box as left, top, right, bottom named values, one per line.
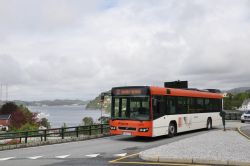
left=100, top=94, right=104, bottom=124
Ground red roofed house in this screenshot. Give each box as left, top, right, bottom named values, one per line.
left=0, top=114, right=11, bottom=131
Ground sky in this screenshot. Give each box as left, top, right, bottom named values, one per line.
left=0, top=0, right=250, bottom=101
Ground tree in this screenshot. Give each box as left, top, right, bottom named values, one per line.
left=0, top=102, right=18, bottom=115
left=10, top=110, right=27, bottom=129
left=39, top=118, right=51, bottom=129
left=19, top=105, right=38, bottom=125
left=0, top=102, right=39, bottom=130
left=82, top=117, right=94, bottom=125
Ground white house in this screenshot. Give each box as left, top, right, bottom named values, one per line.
left=223, top=92, right=229, bottom=97
left=238, top=99, right=250, bottom=111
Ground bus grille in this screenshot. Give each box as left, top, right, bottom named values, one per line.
left=118, top=127, right=136, bottom=131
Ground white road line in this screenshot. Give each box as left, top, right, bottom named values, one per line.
left=85, top=154, right=100, bottom=158
left=0, top=157, right=15, bottom=161
left=56, top=155, right=70, bottom=159
left=28, top=156, right=43, bottom=160
left=113, top=153, right=127, bottom=157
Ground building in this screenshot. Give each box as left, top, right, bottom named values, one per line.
left=0, top=114, right=11, bottom=131
left=238, top=99, right=250, bottom=112
left=223, top=92, right=229, bottom=97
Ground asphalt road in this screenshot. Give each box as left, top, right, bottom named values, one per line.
left=0, top=129, right=212, bottom=166
left=240, top=123, right=250, bottom=137
left=0, top=121, right=245, bottom=166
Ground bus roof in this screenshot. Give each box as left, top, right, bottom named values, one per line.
left=111, top=86, right=223, bottom=99
left=150, top=86, right=223, bottom=99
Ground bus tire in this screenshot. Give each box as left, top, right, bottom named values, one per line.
left=206, top=118, right=212, bottom=130
left=168, top=122, right=176, bottom=137
left=241, top=120, right=245, bottom=123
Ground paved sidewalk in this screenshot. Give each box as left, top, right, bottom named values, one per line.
left=140, top=123, right=250, bottom=165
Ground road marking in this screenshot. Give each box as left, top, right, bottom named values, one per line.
left=28, top=156, right=43, bottom=160
left=0, top=157, right=15, bottom=161
left=85, top=154, right=100, bottom=158
left=114, top=153, right=127, bottom=157
left=109, top=153, right=207, bottom=166
left=109, top=153, right=139, bottom=163
left=56, top=155, right=70, bottom=159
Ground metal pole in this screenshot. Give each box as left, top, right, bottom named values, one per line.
left=6, top=84, right=8, bottom=102
left=100, top=94, right=104, bottom=124
left=25, top=131, right=28, bottom=143
left=0, top=83, right=2, bottom=102
left=76, top=127, right=79, bottom=137
left=101, top=103, right=103, bottom=124
left=44, top=130, right=47, bottom=141
left=61, top=127, right=64, bottom=139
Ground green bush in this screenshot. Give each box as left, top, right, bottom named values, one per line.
left=19, top=123, right=38, bottom=131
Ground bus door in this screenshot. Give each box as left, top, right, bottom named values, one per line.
left=152, top=96, right=167, bottom=136
left=188, top=98, right=203, bottom=129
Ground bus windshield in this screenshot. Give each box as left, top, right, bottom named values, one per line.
left=111, top=96, right=150, bottom=121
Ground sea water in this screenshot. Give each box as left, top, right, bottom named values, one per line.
left=28, top=105, right=107, bottom=128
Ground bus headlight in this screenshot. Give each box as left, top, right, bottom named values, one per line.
left=110, top=126, right=116, bottom=130
left=139, top=128, right=149, bottom=132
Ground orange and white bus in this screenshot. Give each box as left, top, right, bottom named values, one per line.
left=109, top=85, right=223, bottom=137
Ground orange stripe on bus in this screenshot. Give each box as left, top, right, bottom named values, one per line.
left=150, top=86, right=223, bottom=98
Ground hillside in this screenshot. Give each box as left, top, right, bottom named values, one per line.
left=226, top=87, right=250, bottom=94
left=85, top=91, right=111, bottom=113
left=7, top=99, right=88, bottom=106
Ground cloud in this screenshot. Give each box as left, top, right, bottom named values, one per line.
left=0, top=0, right=250, bottom=100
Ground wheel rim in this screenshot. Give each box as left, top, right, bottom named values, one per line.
left=169, top=125, right=175, bottom=134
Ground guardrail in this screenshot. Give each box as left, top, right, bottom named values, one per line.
left=0, top=124, right=109, bottom=144
left=225, top=112, right=242, bottom=120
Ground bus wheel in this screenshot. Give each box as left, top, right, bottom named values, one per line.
left=168, top=122, right=176, bottom=137
left=206, top=118, right=212, bottom=130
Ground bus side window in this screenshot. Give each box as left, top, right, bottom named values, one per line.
left=152, top=97, right=159, bottom=119
left=204, top=99, right=210, bottom=113
left=177, top=97, right=187, bottom=114
left=167, top=97, right=176, bottom=115
left=197, top=98, right=204, bottom=113
left=188, top=97, right=194, bottom=113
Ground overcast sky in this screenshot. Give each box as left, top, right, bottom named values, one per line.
left=1, top=0, right=250, bottom=101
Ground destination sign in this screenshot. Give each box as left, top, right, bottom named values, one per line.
left=114, top=89, right=142, bottom=95
left=112, top=87, right=149, bottom=96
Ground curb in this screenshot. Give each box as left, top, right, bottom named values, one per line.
left=139, top=153, right=250, bottom=165
left=237, top=127, right=250, bottom=140
left=0, top=133, right=110, bottom=151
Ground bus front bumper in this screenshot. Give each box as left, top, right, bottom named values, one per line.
left=109, top=120, right=152, bottom=137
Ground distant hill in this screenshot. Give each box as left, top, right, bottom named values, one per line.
left=7, top=99, right=88, bottom=106
left=226, top=87, right=250, bottom=94
left=86, top=91, right=111, bottom=113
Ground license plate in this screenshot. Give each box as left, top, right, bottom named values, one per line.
left=123, top=132, right=131, bottom=136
